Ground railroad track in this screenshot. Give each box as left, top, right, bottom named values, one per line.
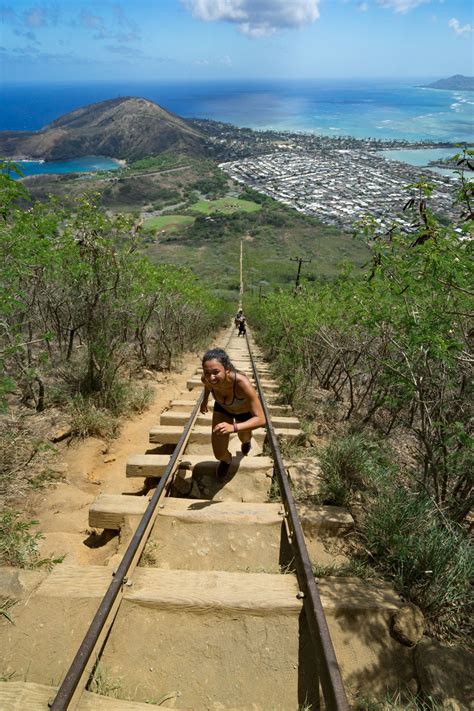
left=0, top=326, right=411, bottom=710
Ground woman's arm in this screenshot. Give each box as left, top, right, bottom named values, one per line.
left=200, top=377, right=212, bottom=414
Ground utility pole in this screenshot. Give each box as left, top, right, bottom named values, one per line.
left=290, top=256, right=311, bottom=292
left=239, top=239, right=243, bottom=303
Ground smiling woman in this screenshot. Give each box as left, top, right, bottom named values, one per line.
left=200, top=347, right=266, bottom=480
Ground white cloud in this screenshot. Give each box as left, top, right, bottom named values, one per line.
left=448, top=17, right=472, bottom=36
left=376, top=0, right=430, bottom=13
left=183, top=0, right=320, bottom=37
left=358, top=2, right=369, bottom=11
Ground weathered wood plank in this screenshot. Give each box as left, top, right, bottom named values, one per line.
left=125, top=568, right=302, bottom=615
left=89, top=495, right=284, bottom=529
left=0, top=682, right=174, bottom=710
left=126, top=453, right=273, bottom=478
left=168, top=399, right=292, bottom=415
left=160, top=411, right=301, bottom=430
left=149, top=425, right=302, bottom=445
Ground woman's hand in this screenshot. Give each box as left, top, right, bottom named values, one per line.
left=200, top=402, right=209, bottom=414
left=213, top=421, right=234, bottom=435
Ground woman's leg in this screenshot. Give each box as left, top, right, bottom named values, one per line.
left=211, top=410, right=232, bottom=463
left=237, top=429, right=251, bottom=445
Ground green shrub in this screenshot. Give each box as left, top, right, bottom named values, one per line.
left=318, top=433, right=389, bottom=506
left=0, top=509, right=62, bottom=569
left=364, top=487, right=472, bottom=637
left=69, top=395, right=120, bottom=440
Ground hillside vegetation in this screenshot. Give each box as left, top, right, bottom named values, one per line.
left=252, top=160, right=473, bottom=639
left=0, top=161, right=229, bottom=505
left=22, top=155, right=370, bottom=292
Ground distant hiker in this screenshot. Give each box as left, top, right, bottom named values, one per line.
left=200, top=348, right=266, bottom=480
left=237, top=316, right=246, bottom=337
left=234, top=308, right=244, bottom=330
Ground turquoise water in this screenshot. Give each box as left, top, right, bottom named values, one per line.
left=380, top=147, right=464, bottom=179
left=12, top=156, right=121, bottom=179
left=2, top=79, right=473, bottom=142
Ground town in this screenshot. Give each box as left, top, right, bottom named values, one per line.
left=218, top=146, right=459, bottom=233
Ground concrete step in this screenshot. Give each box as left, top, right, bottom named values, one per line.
left=149, top=425, right=303, bottom=445
left=142, top=499, right=286, bottom=573
left=160, top=411, right=301, bottom=430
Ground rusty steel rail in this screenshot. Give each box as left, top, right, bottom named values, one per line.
left=49, top=393, right=204, bottom=711
left=247, top=333, right=350, bottom=711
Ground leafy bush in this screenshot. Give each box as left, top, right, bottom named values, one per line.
left=0, top=509, right=62, bottom=569
left=253, top=168, right=473, bottom=523
left=0, top=166, right=230, bottom=416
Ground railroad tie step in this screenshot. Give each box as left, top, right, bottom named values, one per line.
left=125, top=453, right=273, bottom=478
left=89, top=495, right=284, bottom=530
left=167, top=399, right=292, bottom=415
left=27, top=565, right=403, bottom=616
left=0, top=681, right=171, bottom=710
left=186, top=376, right=279, bottom=391
left=159, top=411, right=301, bottom=430
left=148, top=424, right=303, bottom=444
left=89, top=494, right=353, bottom=538
left=126, top=568, right=303, bottom=614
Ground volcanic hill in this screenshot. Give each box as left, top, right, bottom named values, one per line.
left=0, top=97, right=207, bottom=161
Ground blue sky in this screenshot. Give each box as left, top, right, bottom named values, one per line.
left=1, top=0, right=473, bottom=83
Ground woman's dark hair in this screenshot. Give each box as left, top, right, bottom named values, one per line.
left=202, top=348, right=234, bottom=371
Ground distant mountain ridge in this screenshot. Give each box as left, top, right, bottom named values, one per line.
left=0, top=97, right=207, bottom=161
left=423, top=75, right=474, bottom=91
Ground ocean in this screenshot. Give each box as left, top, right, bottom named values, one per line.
left=1, top=79, right=472, bottom=178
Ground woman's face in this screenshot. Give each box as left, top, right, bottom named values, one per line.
left=202, top=359, right=227, bottom=386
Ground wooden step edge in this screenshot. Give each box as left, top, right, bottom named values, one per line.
left=148, top=426, right=302, bottom=444
left=169, top=399, right=291, bottom=414
left=160, top=413, right=300, bottom=429
left=0, top=681, right=175, bottom=710
left=126, top=453, right=273, bottom=478
left=126, top=568, right=302, bottom=615
left=33, top=567, right=402, bottom=614
left=89, top=495, right=284, bottom=530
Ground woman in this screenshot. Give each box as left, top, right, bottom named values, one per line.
left=201, top=348, right=266, bottom=480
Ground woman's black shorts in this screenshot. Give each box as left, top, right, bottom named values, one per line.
left=214, top=401, right=252, bottom=422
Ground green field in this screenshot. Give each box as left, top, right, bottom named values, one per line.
left=190, top=197, right=261, bottom=215
left=142, top=214, right=195, bottom=232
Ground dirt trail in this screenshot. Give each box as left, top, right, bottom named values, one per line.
left=31, top=349, right=205, bottom=567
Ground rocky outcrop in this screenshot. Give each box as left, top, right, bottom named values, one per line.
left=390, top=603, right=424, bottom=647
